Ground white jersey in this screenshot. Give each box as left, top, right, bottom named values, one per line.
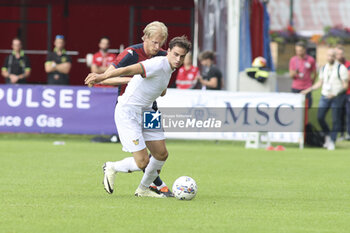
left=117, top=56, right=174, bottom=108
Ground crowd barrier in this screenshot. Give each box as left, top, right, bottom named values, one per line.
left=156, top=89, right=306, bottom=146
left=0, top=85, right=306, bottom=147
left=0, top=84, right=117, bottom=134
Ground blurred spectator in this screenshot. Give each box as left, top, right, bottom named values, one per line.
left=346, top=73, right=350, bottom=141
left=289, top=41, right=317, bottom=108
left=302, top=49, right=349, bottom=150
left=176, top=52, right=199, bottom=89
left=1, top=38, right=31, bottom=84
left=335, top=46, right=350, bottom=140
left=245, top=56, right=269, bottom=83
left=45, top=35, right=72, bottom=85
left=91, top=37, right=116, bottom=74
left=197, top=50, right=222, bottom=90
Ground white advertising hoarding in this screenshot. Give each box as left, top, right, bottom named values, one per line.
left=156, top=89, right=305, bottom=145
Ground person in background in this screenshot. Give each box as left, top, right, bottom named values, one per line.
left=302, top=48, right=348, bottom=150
left=89, top=37, right=117, bottom=143
left=91, top=37, right=116, bottom=75
left=1, top=38, right=31, bottom=84
left=176, top=52, right=199, bottom=89
left=346, top=71, right=350, bottom=141
left=45, top=35, right=72, bottom=85
left=335, top=46, right=350, bottom=140
left=289, top=41, right=317, bottom=108
left=197, top=50, right=222, bottom=90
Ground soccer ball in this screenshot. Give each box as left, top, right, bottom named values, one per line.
left=172, top=176, right=197, bottom=200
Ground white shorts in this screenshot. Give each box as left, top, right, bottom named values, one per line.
left=114, top=104, right=165, bottom=153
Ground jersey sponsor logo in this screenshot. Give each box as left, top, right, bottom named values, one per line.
left=143, top=110, right=161, bottom=129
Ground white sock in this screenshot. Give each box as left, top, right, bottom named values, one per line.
left=112, top=157, right=141, bottom=173
left=140, top=157, right=165, bottom=188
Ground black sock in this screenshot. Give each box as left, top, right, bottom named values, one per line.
left=153, top=176, right=163, bottom=186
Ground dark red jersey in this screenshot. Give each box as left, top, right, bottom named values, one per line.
left=112, top=43, right=167, bottom=95
left=93, top=51, right=116, bottom=68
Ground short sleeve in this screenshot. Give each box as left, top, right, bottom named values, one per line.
left=140, top=57, right=161, bottom=78
left=65, top=55, right=72, bottom=63
left=92, top=53, right=98, bottom=65
left=24, top=55, right=31, bottom=70
left=2, top=55, right=9, bottom=70
left=339, top=64, right=349, bottom=81
left=113, top=49, right=139, bottom=68
left=208, top=67, right=222, bottom=80
left=46, top=52, right=53, bottom=62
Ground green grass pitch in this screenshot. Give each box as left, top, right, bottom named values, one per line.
left=1, top=134, right=350, bottom=233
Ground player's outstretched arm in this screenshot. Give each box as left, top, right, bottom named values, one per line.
left=85, top=63, right=143, bottom=86
left=89, top=65, right=132, bottom=86
left=99, top=77, right=132, bottom=86
left=100, top=65, right=132, bottom=85
left=104, top=63, right=144, bottom=79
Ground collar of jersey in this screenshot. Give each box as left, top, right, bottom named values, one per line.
left=54, top=48, right=66, bottom=54
left=141, top=44, right=149, bottom=58
left=12, top=50, right=24, bottom=56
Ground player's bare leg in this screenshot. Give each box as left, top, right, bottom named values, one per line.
left=145, top=140, right=168, bottom=161
left=132, top=148, right=150, bottom=170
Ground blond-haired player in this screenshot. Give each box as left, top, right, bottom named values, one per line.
left=86, top=36, right=192, bottom=197
left=88, top=21, right=173, bottom=196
